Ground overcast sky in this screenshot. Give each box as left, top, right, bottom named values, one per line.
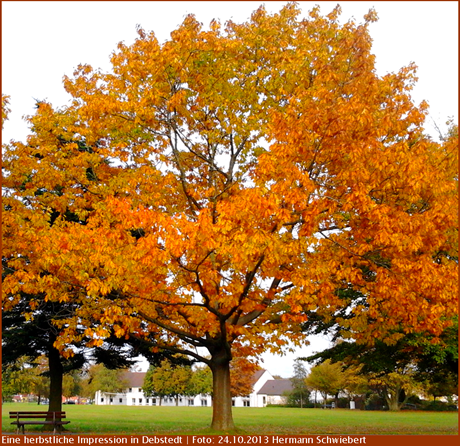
left=2, top=1, right=458, bottom=377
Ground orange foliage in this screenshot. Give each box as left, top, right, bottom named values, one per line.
left=230, top=357, right=261, bottom=397
left=2, top=94, right=10, bottom=129
left=2, top=3, right=457, bottom=429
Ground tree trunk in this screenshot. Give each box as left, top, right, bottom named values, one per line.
left=385, top=389, right=402, bottom=411
left=321, top=392, right=328, bottom=408
left=210, top=352, right=235, bottom=431
left=386, top=395, right=400, bottom=411
left=48, top=341, right=64, bottom=413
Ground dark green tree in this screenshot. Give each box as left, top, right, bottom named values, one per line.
left=1, top=282, right=169, bottom=411
left=303, top=287, right=458, bottom=397
left=2, top=288, right=86, bottom=411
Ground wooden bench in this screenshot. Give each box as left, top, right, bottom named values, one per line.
left=9, top=411, right=70, bottom=434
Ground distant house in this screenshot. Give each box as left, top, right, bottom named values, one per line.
left=95, top=369, right=292, bottom=408
left=257, top=379, right=293, bottom=406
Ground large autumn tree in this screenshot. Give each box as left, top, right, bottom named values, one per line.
left=2, top=4, right=457, bottom=430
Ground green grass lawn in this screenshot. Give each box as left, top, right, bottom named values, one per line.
left=2, top=403, right=458, bottom=435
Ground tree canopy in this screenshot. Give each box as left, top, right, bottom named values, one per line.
left=2, top=3, right=457, bottom=430
left=305, top=359, right=347, bottom=406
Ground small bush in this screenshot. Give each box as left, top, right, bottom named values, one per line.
left=406, top=395, right=423, bottom=405
left=336, top=397, right=349, bottom=409
left=364, top=393, right=386, bottom=411
left=421, top=400, right=458, bottom=412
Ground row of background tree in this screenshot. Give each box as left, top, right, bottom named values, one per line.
left=3, top=344, right=457, bottom=412
left=289, top=355, right=457, bottom=411
left=1, top=356, right=257, bottom=406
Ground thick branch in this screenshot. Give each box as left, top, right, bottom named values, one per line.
left=173, top=125, right=229, bottom=182
left=173, top=252, right=224, bottom=319
left=234, top=276, right=282, bottom=326
left=128, top=333, right=211, bottom=366
left=223, top=254, right=266, bottom=324
left=136, top=309, right=213, bottom=349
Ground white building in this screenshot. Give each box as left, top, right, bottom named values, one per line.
left=95, top=369, right=292, bottom=408
left=257, top=378, right=293, bottom=406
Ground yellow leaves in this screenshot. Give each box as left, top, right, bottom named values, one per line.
left=209, top=19, right=220, bottom=33
left=363, top=8, right=379, bottom=23
left=167, top=89, right=187, bottom=113
left=85, top=338, right=105, bottom=348
left=86, top=279, right=110, bottom=298
left=2, top=93, right=11, bottom=129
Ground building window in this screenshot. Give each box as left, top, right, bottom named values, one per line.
left=201, top=399, right=208, bottom=407
left=232, top=399, right=235, bottom=407
left=146, top=399, right=149, bottom=404
left=263, top=396, right=266, bottom=405
left=139, top=398, right=143, bottom=404
left=188, top=399, right=194, bottom=406
left=132, top=398, right=136, bottom=405
left=119, top=399, right=123, bottom=403
left=243, top=400, right=250, bottom=407
left=152, top=398, right=156, bottom=406
left=129, top=388, right=132, bottom=393
left=101, top=398, right=104, bottom=403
